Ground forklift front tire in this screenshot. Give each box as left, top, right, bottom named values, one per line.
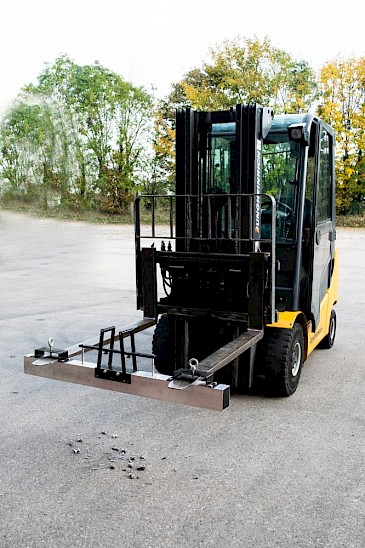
left=264, top=323, right=304, bottom=397
left=318, top=309, right=336, bottom=349
left=152, top=315, right=175, bottom=375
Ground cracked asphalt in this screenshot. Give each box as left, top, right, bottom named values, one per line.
left=0, top=210, right=364, bottom=548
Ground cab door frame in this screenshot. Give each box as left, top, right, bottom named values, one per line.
left=310, top=121, right=336, bottom=330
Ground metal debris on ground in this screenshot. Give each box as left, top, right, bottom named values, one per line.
left=66, top=432, right=149, bottom=475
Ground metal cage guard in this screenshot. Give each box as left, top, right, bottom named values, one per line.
left=135, top=193, right=276, bottom=325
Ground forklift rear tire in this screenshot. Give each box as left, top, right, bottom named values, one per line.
left=152, top=315, right=175, bottom=375
left=318, top=309, right=336, bottom=349
left=264, top=323, right=304, bottom=397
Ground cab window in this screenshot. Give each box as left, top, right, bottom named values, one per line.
left=317, top=129, right=332, bottom=223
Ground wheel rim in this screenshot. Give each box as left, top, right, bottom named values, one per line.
left=329, top=315, right=336, bottom=342
left=291, top=341, right=302, bottom=377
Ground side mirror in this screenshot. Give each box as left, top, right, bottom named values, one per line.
left=288, top=124, right=310, bottom=146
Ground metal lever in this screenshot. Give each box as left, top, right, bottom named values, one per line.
left=48, top=337, right=54, bottom=356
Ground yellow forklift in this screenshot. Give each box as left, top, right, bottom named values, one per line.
left=25, top=104, right=338, bottom=410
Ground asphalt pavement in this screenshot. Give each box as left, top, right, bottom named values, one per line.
left=0, top=210, right=364, bottom=548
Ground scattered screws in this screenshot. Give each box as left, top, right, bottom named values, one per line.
left=161, top=457, right=167, bottom=460
left=67, top=431, right=148, bottom=473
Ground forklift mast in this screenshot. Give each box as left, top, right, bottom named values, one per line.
left=135, top=105, right=277, bottom=334
left=175, top=105, right=274, bottom=252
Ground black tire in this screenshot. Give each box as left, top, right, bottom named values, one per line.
left=152, top=315, right=175, bottom=375
left=318, top=309, right=336, bottom=349
left=264, top=323, right=304, bottom=397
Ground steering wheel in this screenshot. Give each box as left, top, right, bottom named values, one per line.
left=261, top=199, right=293, bottom=219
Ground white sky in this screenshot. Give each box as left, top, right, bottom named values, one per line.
left=0, top=0, right=364, bottom=115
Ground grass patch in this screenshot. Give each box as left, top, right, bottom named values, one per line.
left=0, top=202, right=133, bottom=224
left=2, top=197, right=365, bottom=228
left=0, top=199, right=173, bottom=225
left=337, top=214, right=365, bottom=228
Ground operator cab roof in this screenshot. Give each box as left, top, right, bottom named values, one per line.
left=210, top=111, right=333, bottom=140
left=211, top=113, right=315, bottom=136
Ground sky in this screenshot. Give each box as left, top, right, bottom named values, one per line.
left=0, top=0, right=364, bottom=116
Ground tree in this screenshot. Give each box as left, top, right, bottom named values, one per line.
left=318, top=57, right=365, bottom=214
left=153, top=36, right=317, bottom=188
left=146, top=102, right=175, bottom=195
left=170, top=36, right=317, bottom=112
left=0, top=55, right=154, bottom=213
left=0, top=97, right=68, bottom=205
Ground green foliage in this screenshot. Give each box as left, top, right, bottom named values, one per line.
left=1, top=43, right=365, bottom=221
left=318, top=57, right=365, bottom=214
left=0, top=55, right=154, bottom=214
left=154, top=36, right=318, bottom=192
left=169, top=36, right=317, bottom=112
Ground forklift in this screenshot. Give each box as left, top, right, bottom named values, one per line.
left=25, top=104, right=338, bottom=410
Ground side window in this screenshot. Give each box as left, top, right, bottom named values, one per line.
left=317, top=129, right=332, bottom=222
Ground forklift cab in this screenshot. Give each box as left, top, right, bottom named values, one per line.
left=174, top=108, right=336, bottom=331
left=262, top=114, right=336, bottom=331
left=133, top=104, right=338, bottom=395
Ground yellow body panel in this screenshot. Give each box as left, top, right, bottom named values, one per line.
left=307, top=249, right=339, bottom=355
left=267, top=311, right=298, bottom=329
left=267, top=249, right=339, bottom=356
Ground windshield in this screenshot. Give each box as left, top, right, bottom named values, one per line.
left=262, top=131, right=300, bottom=242
left=197, top=122, right=300, bottom=244
left=263, top=133, right=299, bottom=196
